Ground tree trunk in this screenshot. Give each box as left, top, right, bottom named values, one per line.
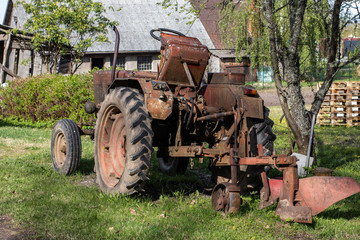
left=263, top=0, right=310, bottom=155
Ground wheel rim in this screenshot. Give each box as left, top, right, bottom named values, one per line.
left=54, top=132, right=67, bottom=167
left=97, top=105, right=127, bottom=188
left=211, top=184, right=229, bottom=212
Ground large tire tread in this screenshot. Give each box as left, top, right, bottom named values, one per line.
left=94, top=88, right=153, bottom=195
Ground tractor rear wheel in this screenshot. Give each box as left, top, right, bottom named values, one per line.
left=244, top=107, right=276, bottom=191
left=251, top=107, right=276, bottom=156
left=94, top=88, right=153, bottom=195
left=51, top=119, right=81, bottom=175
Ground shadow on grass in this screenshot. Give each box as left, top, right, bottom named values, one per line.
left=315, top=126, right=360, bottom=170
left=318, top=207, right=360, bottom=221
left=322, top=193, right=360, bottom=219
left=74, top=152, right=214, bottom=202
left=78, top=157, right=95, bottom=175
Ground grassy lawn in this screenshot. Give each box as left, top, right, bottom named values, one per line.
left=0, top=109, right=360, bottom=240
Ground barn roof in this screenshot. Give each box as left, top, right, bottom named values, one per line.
left=8, top=0, right=215, bottom=53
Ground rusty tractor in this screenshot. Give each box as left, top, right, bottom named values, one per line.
left=51, top=27, right=360, bottom=223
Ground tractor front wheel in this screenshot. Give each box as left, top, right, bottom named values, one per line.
left=51, top=119, right=81, bottom=175
left=94, top=88, right=153, bottom=195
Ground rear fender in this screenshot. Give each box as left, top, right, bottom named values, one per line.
left=110, top=78, right=174, bottom=121
left=199, top=84, right=264, bottom=119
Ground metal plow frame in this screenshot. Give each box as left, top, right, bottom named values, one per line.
left=212, top=145, right=360, bottom=223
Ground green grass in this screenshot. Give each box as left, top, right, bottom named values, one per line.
left=1, top=112, right=360, bottom=239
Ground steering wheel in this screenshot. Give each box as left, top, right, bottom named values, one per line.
left=150, top=28, right=186, bottom=41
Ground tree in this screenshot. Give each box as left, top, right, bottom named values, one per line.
left=17, top=0, right=117, bottom=73
left=261, top=0, right=360, bottom=154
left=162, top=0, right=360, bottom=155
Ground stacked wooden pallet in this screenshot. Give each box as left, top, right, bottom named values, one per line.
left=317, top=82, right=360, bottom=126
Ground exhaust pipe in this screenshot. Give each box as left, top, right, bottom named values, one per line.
left=111, top=26, right=120, bottom=83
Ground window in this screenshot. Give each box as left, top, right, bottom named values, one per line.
left=137, top=56, right=152, bottom=71
left=91, top=57, right=104, bottom=69
left=13, top=49, right=20, bottom=75
left=58, top=55, right=71, bottom=74
left=110, top=56, right=125, bottom=69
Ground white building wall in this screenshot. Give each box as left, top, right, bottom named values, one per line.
left=18, top=49, right=31, bottom=77
left=209, top=55, right=221, bottom=73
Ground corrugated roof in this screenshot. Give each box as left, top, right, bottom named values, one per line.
left=9, top=0, right=215, bottom=53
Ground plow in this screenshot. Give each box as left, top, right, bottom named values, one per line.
left=51, top=27, right=360, bottom=223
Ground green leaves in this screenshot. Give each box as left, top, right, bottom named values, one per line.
left=219, top=0, right=271, bottom=66
left=0, top=73, right=94, bottom=123
left=17, top=0, right=118, bottom=73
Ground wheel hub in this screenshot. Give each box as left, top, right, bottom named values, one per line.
left=98, top=106, right=126, bottom=188
left=54, top=132, right=66, bottom=167
left=211, top=183, right=242, bottom=214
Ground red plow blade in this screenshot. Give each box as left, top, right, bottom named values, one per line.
left=270, top=176, right=360, bottom=223
left=298, top=176, right=360, bottom=216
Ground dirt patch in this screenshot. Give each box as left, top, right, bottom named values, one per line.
left=258, top=87, right=315, bottom=107
left=0, top=215, right=39, bottom=240
left=76, top=174, right=96, bottom=187
left=0, top=137, right=49, bottom=159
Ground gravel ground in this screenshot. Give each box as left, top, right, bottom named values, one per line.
left=258, top=87, right=315, bottom=107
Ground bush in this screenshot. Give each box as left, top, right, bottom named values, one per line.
left=0, top=73, right=94, bottom=124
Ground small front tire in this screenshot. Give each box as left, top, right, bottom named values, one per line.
left=51, top=119, right=82, bottom=175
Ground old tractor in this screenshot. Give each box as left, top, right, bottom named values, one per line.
left=51, top=27, right=360, bottom=223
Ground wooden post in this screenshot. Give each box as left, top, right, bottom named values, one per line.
left=0, top=33, right=11, bottom=84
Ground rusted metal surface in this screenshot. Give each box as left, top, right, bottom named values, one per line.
left=111, top=26, right=120, bottom=83
left=241, top=95, right=263, bottom=119
left=201, top=85, right=237, bottom=113
left=259, top=171, right=275, bottom=209
left=298, top=176, right=360, bottom=215
left=96, top=106, right=126, bottom=188
left=182, top=62, right=196, bottom=87
left=228, top=191, right=242, bottom=214
left=96, top=75, right=174, bottom=120
left=268, top=178, right=282, bottom=201
left=158, top=33, right=210, bottom=87
left=53, top=131, right=66, bottom=168
left=231, top=108, right=240, bottom=185
left=198, top=84, right=263, bottom=118
left=144, top=80, right=174, bottom=120
left=169, top=145, right=202, bottom=157
left=313, top=167, right=333, bottom=176
left=197, top=111, right=233, bottom=121
left=93, top=70, right=157, bottom=105
left=276, top=206, right=312, bottom=223
left=147, top=97, right=173, bottom=120
left=174, top=86, right=197, bottom=98
left=93, top=70, right=113, bottom=105
left=267, top=164, right=313, bottom=223
left=239, top=155, right=297, bottom=166
left=79, top=129, right=94, bottom=136
left=87, top=27, right=360, bottom=225
left=211, top=183, right=242, bottom=214
left=208, top=72, right=245, bottom=85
